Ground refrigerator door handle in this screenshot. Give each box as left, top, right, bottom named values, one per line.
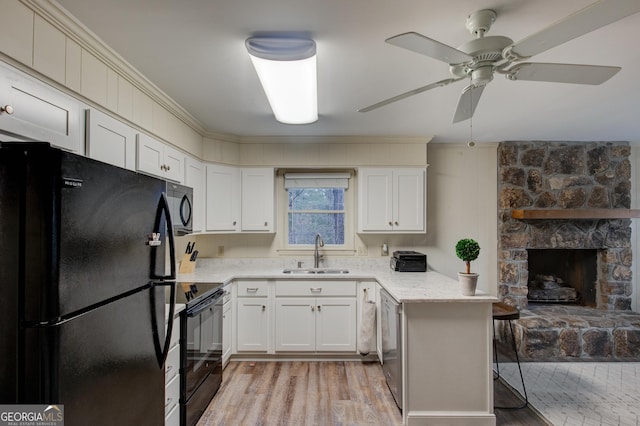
left=151, top=282, right=176, bottom=368
left=152, top=192, right=176, bottom=280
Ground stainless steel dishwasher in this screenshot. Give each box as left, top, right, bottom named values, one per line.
left=380, top=288, right=402, bottom=409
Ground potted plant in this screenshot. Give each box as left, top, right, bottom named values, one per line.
left=455, top=238, right=480, bottom=296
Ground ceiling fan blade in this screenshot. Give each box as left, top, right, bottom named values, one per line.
left=506, top=63, right=621, bottom=84
left=386, top=32, right=473, bottom=64
left=358, top=77, right=464, bottom=112
left=508, top=0, right=640, bottom=59
left=452, top=85, right=485, bottom=123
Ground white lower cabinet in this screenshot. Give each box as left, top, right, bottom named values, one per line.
left=165, top=311, right=181, bottom=426
left=236, top=280, right=269, bottom=352
left=375, top=283, right=383, bottom=364
left=222, top=290, right=232, bottom=365
left=275, top=281, right=357, bottom=353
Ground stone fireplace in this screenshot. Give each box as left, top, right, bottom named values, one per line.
left=497, top=141, right=640, bottom=360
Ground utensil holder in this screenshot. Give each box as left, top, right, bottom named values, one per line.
left=179, top=253, right=196, bottom=274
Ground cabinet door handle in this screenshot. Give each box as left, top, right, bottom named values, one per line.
left=264, top=221, right=268, bottom=226
left=317, top=305, right=321, bottom=312
left=394, top=221, right=399, bottom=225
left=233, top=221, right=237, bottom=225
left=310, top=287, right=322, bottom=293
left=311, top=305, right=315, bottom=311
left=388, top=221, right=393, bottom=226
left=246, top=287, right=259, bottom=292
left=166, top=165, right=171, bottom=171
left=262, top=305, right=266, bottom=311
left=1, top=105, right=14, bottom=115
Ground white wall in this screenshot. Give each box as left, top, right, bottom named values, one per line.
left=425, top=143, right=498, bottom=296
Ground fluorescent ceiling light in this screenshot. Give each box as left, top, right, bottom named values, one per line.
left=246, top=37, right=317, bottom=124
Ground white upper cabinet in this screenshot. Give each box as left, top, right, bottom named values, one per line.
left=0, top=62, right=83, bottom=153
left=205, top=164, right=240, bottom=232
left=184, top=156, right=205, bottom=233
left=358, top=167, right=425, bottom=233
left=205, top=164, right=275, bottom=233
left=85, top=108, right=135, bottom=170
left=136, top=133, right=184, bottom=183
left=241, top=167, right=275, bottom=232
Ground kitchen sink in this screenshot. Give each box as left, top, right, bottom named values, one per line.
left=282, top=268, right=350, bottom=274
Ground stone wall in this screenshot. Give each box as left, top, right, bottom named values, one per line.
left=497, top=141, right=633, bottom=311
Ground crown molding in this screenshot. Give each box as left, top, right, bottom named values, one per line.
left=233, top=135, right=433, bottom=145
left=24, top=0, right=208, bottom=135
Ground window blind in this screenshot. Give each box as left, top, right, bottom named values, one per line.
left=284, top=172, right=350, bottom=189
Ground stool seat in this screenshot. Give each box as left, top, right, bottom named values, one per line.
left=493, top=302, right=520, bottom=321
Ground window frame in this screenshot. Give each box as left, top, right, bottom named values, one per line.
left=277, top=170, right=355, bottom=255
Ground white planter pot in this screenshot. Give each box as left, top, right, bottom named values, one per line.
left=458, top=273, right=479, bottom=296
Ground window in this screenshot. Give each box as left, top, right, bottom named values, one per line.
left=284, top=173, right=350, bottom=247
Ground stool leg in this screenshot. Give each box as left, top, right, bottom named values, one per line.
left=508, top=319, right=528, bottom=408
left=494, top=319, right=528, bottom=409
left=492, top=319, right=500, bottom=380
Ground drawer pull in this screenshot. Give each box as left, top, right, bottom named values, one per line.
left=262, top=305, right=266, bottom=311
left=310, top=287, right=322, bottom=292
left=246, top=287, right=259, bottom=292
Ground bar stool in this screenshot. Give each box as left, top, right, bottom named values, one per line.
left=492, top=301, right=528, bottom=409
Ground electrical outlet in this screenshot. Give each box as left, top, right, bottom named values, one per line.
left=217, top=246, right=224, bottom=256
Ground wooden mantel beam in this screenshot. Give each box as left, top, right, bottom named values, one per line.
left=511, top=209, right=640, bottom=220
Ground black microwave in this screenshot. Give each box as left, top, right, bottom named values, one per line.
left=166, top=182, right=193, bottom=236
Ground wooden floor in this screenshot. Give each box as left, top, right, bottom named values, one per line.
left=198, top=360, right=549, bottom=426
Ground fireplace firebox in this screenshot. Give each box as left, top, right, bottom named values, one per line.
left=527, top=249, right=597, bottom=307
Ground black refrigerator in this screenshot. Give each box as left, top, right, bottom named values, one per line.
left=0, top=142, right=177, bottom=425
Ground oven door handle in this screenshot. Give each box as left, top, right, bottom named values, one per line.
left=187, top=293, right=222, bottom=317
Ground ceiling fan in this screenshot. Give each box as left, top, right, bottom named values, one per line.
left=359, top=0, right=640, bottom=123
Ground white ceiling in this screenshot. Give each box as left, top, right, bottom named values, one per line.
left=55, top=0, right=640, bottom=143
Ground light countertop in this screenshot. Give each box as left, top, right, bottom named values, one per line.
left=175, top=260, right=496, bottom=304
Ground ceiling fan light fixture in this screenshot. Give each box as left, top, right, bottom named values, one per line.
left=470, top=66, right=494, bottom=87
left=246, top=36, right=318, bottom=124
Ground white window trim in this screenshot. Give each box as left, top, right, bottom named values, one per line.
left=277, top=171, right=355, bottom=255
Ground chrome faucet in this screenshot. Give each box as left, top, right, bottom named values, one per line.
left=314, top=233, right=324, bottom=268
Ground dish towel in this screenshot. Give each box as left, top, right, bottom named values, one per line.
left=358, top=289, right=376, bottom=356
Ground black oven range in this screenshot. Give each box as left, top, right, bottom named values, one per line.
left=174, top=282, right=225, bottom=426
